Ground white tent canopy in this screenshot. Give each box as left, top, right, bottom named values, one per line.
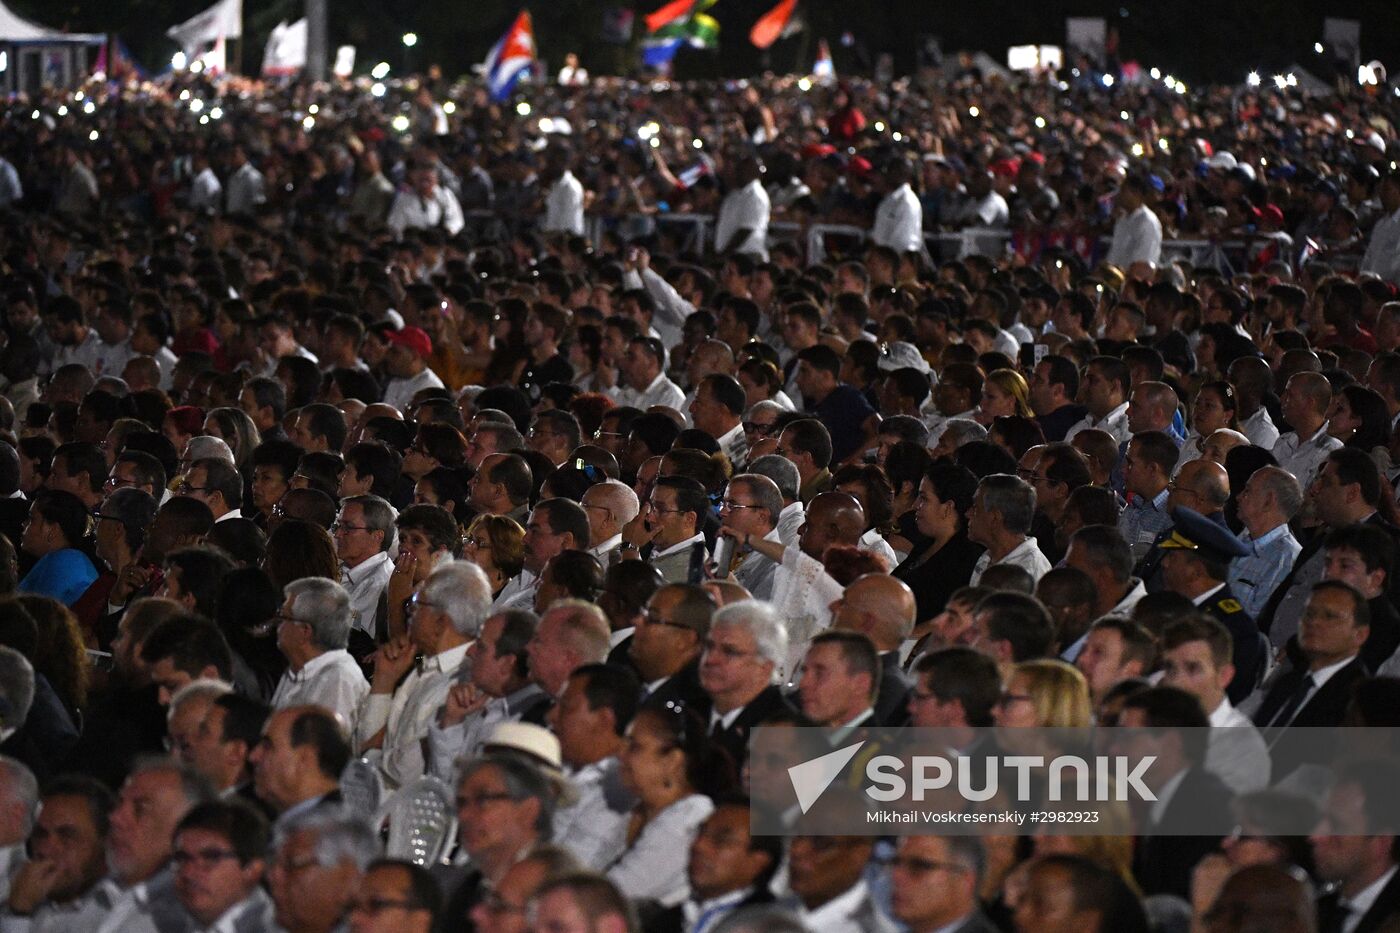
left=0, top=0, right=102, bottom=42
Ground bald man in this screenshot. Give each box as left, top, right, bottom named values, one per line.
left=1169, top=459, right=1230, bottom=520
left=798, top=491, right=866, bottom=561
left=1126, top=381, right=1182, bottom=438
left=580, top=480, right=640, bottom=565
left=1272, top=371, right=1342, bottom=489
left=830, top=574, right=917, bottom=726
left=1200, top=428, right=1249, bottom=468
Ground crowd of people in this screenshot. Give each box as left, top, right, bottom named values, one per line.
left=0, top=54, right=1397, bottom=933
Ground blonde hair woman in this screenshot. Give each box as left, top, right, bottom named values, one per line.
left=461, top=514, right=525, bottom=601
left=977, top=369, right=1035, bottom=424
left=995, top=659, right=1092, bottom=729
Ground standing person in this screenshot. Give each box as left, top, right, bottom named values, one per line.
left=871, top=157, right=923, bottom=253
left=540, top=145, right=585, bottom=236
left=714, top=152, right=771, bottom=259
left=1104, top=175, right=1163, bottom=269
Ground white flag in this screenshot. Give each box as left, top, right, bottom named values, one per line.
left=262, top=18, right=307, bottom=76
left=166, top=0, right=242, bottom=53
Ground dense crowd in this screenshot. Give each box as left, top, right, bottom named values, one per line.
left=0, top=57, right=1397, bottom=933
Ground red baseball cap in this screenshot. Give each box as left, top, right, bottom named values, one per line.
left=386, top=326, right=433, bottom=359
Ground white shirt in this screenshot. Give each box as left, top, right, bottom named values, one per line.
left=1240, top=407, right=1280, bottom=450
left=924, top=407, right=979, bottom=447
left=1105, top=204, right=1164, bottom=268
left=492, top=568, right=539, bottom=613
left=716, top=422, right=748, bottom=467
left=775, top=501, right=805, bottom=549
left=386, top=185, right=465, bottom=238
left=53, top=330, right=104, bottom=373
left=214, top=508, right=242, bottom=524
left=653, top=532, right=706, bottom=561
left=970, top=537, right=1052, bottom=586
left=1362, top=208, right=1400, bottom=284
left=270, top=649, right=369, bottom=733
left=772, top=546, right=845, bottom=678
left=553, top=757, right=634, bottom=869
left=871, top=183, right=923, bottom=253
left=1206, top=699, right=1271, bottom=793
left=543, top=170, right=585, bottom=235
left=1342, top=865, right=1400, bottom=933
left=714, top=179, right=770, bottom=259
left=95, top=336, right=134, bottom=379
left=425, top=683, right=546, bottom=780
left=1064, top=401, right=1131, bottom=446
left=589, top=534, right=623, bottom=563
left=625, top=267, right=695, bottom=352
left=357, top=641, right=471, bottom=790
left=859, top=528, right=899, bottom=570
left=341, top=552, right=394, bottom=636
left=797, top=879, right=884, bottom=933
left=607, top=794, right=715, bottom=907
left=613, top=371, right=686, bottom=412
left=225, top=162, right=266, bottom=216
left=383, top=367, right=445, bottom=413
left=189, top=166, right=223, bottom=212
left=1272, top=422, right=1343, bottom=490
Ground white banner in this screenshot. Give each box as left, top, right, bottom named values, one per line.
left=166, top=0, right=242, bottom=53
left=262, top=18, right=307, bottom=75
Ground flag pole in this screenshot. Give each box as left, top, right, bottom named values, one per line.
left=305, top=0, right=327, bottom=80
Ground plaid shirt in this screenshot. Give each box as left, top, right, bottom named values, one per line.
left=1228, top=523, right=1303, bottom=620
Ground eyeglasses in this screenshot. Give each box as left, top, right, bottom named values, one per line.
left=456, top=791, right=515, bottom=809
left=719, top=499, right=760, bottom=512
left=996, top=691, right=1033, bottom=706
left=647, top=501, right=684, bottom=515
left=409, top=592, right=439, bottom=615
left=96, top=513, right=130, bottom=528
left=350, top=897, right=428, bottom=915
left=478, top=891, right=527, bottom=917
left=879, top=854, right=970, bottom=875
left=463, top=534, right=492, bottom=549
left=643, top=610, right=694, bottom=632
left=172, top=848, right=242, bottom=869
left=104, top=476, right=138, bottom=490
left=593, top=429, right=626, bottom=442
left=254, top=613, right=308, bottom=637
left=331, top=521, right=371, bottom=534
left=742, top=421, right=777, bottom=436
left=181, top=485, right=213, bottom=496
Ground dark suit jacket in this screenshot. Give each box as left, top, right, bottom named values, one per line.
left=641, top=658, right=711, bottom=719
left=1251, top=657, right=1369, bottom=731
left=874, top=651, right=911, bottom=727
left=1133, top=766, right=1232, bottom=899
left=894, top=531, right=984, bottom=624
left=710, top=685, right=797, bottom=769
left=0, top=495, right=27, bottom=561
left=1318, top=867, right=1400, bottom=933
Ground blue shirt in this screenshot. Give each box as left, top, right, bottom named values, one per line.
left=1118, top=487, right=1174, bottom=562
left=19, top=549, right=98, bottom=607
left=810, top=384, right=876, bottom=464
left=1228, top=523, right=1303, bottom=620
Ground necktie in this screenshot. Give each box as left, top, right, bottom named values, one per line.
left=1266, top=673, right=1315, bottom=735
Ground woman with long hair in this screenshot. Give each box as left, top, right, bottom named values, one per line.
left=204, top=407, right=260, bottom=471
left=262, top=520, right=339, bottom=593
left=894, top=462, right=985, bottom=623
left=608, top=706, right=734, bottom=907
left=977, top=368, right=1034, bottom=425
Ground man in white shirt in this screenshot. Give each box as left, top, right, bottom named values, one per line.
left=386, top=161, right=464, bottom=238
left=540, top=145, right=585, bottom=236
left=1104, top=175, right=1164, bottom=269
left=177, top=458, right=243, bottom=523
left=1311, top=760, right=1400, bottom=933
left=1229, top=357, right=1282, bottom=450
left=1064, top=356, right=1132, bottom=446
left=381, top=326, right=445, bottom=413
left=333, top=496, right=396, bottom=639
left=91, top=302, right=136, bottom=379
left=45, top=298, right=104, bottom=374
left=714, top=153, right=770, bottom=259
left=967, top=474, right=1051, bottom=585
left=268, top=578, right=369, bottom=732
left=1361, top=173, right=1400, bottom=284
left=188, top=150, right=222, bottom=213
left=548, top=663, right=636, bottom=869
left=223, top=145, right=266, bottom=217
left=1159, top=617, right=1270, bottom=794
left=1273, top=372, right=1344, bottom=491
left=580, top=481, right=638, bottom=565
left=613, top=336, right=685, bottom=412
left=356, top=562, right=487, bottom=790
left=870, top=158, right=923, bottom=253
left=426, top=609, right=547, bottom=778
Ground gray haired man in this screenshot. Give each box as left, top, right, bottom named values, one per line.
left=269, top=579, right=369, bottom=732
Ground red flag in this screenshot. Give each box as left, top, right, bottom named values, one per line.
left=645, top=0, right=696, bottom=34
left=750, top=0, right=797, bottom=48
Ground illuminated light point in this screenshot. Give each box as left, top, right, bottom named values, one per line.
left=516, top=101, right=531, bottom=116
left=402, top=32, right=418, bottom=47
left=443, top=101, right=456, bottom=114
left=1315, top=42, right=1325, bottom=54
left=1246, top=71, right=1261, bottom=87
left=1102, top=73, right=1114, bottom=87
left=371, top=82, right=386, bottom=97
left=968, top=106, right=979, bottom=117
left=302, top=115, right=315, bottom=130
left=370, top=61, right=390, bottom=80
left=391, top=114, right=410, bottom=132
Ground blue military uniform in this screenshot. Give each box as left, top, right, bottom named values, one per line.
left=1158, top=507, right=1268, bottom=703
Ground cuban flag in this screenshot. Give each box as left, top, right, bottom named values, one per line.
left=484, top=11, right=534, bottom=101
